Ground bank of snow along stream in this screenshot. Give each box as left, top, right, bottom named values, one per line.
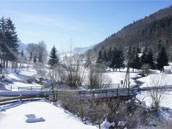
left=0, top=100, right=98, bottom=129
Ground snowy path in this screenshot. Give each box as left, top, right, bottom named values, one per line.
left=0, top=100, right=98, bottom=129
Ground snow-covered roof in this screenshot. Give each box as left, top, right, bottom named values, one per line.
left=163, top=66, right=172, bottom=71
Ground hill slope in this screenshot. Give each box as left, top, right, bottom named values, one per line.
left=89, top=5, right=172, bottom=60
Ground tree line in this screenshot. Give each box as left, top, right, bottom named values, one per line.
left=0, top=17, right=19, bottom=68
left=26, top=41, right=48, bottom=64
left=96, top=44, right=168, bottom=71
left=96, top=47, right=124, bottom=71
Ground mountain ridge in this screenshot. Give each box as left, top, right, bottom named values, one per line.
left=88, top=5, right=172, bottom=60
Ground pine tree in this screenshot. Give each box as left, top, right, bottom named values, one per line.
left=33, top=56, right=37, bottom=63
left=116, top=48, right=124, bottom=69
left=107, top=48, right=113, bottom=62
left=109, top=48, right=117, bottom=70
left=96, top=50, right=103, bottom=64
left=147, top=49, right=155, bottom=69
left=103, top=51, right=108, bottom=62
left=109, top=48, right=124, bottom=71
left=157, top=46, right=168, bottom=70
left=130, top=52, right=141, bottom=71
left=137, top=47, right=141, bottom=53
left=141, top=51, right=147, bottom=64
left=48, top=46, right=59, bottom=67
left=127, top=46, right=132, bottom=60
left=0, top=17, right=18, bottom=68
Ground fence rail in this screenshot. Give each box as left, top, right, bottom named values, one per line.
left=1, top=85, right=172, bottom=105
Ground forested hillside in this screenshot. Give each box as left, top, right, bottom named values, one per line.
left=89, top=5, right=172, bottom=60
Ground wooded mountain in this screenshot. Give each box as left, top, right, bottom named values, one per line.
left=88, top=5, right=172, bottom=60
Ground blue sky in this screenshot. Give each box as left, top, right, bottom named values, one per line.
left=0, top=0, right=172, bottom=51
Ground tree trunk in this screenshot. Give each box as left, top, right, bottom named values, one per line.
left=98, top=123, right=101, bottom=129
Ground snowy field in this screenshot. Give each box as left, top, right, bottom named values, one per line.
left=0, top=100, right=98, bottom=129
left=105, top=70, right=138, bottom=88
left=0, top=67, right=43, bottom=91
left=136, top=72, right=172, bottom=110
left=138, top=73, right=172, bottom=87
left=1, top=66, right=139, bottom=91
left=137, top=90, right=172, bottom=109
left=83, top=68, right=139, bottom=88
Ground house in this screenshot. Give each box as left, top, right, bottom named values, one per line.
left=163, top=66, right=172, bottom=74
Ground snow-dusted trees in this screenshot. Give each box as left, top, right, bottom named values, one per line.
left=26, top=41, right=48, bottom=64
left=37, top=41, right=48, bottom=64
left=64, top=56, right=85, bottom=89
left=19, top=50, right=27, bottom=68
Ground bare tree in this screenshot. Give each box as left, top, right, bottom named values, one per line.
left=95, top=102, right=111, bottom=129
left=84, top=53, right=97, bottom=68
left=37, top=41, right=48, bottom=64
left=48, top=65, right=66, bottom=84
left=26, top=41, right=48, bottom=64
left=34, top=63, right=47, bottom=79
left=26, top=43, right=35, bottom=62
left=87, top=65, right=111, bottom=89
left=148, top=74, right=167, bottom=110
left=64, top=55, right=85, bottom=89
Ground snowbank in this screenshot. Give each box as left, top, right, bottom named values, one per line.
left=1, top=67, right=42, bottom=91
left=0, top=101, right=98, bottom=129
left=137, top=90, right=172, bottom=109
left=138, top=73, right=172, bottom=87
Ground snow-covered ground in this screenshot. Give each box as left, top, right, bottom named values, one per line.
left=1, top=66, right=172, bottom=128
left=83, top=68, right=139, bottom=88
left=0, top=100, right=98, bottom=129
left=136, top=72, right=172, bottom=109
left=137, top=90, right=172, bottom=109
left=138, top=73, right=172, bottom=87
left=0, top=67, right=42, bottom=91
left=105, top=69, right=139, bottom=88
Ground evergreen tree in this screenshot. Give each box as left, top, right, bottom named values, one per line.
left=130, top=52, right=141, bottom=71
left=109, top=48, right=117, bottom=70
left=48, top=46, right=59, bottom=67
left=127, top=45, right=132, bottom=60
left=102, top=50, right=108, bottom=62
left=33, top=56, right=37, bottom=63
left=141, top=51, right=147, bottom=64
left=157, top=46, right=168, bottom=70
left=116, top=48, right=124, bottom=69
left=109, top=48, right=124, bottom=71
left=107, top=48, right=113, bottom=62
left=147, top=49, right=155, bottom=69
left=96, top=50, right=103, bottom=64
left=137, top=47, right=141, bottom=53
left=0, top=17, right=19, bottom=68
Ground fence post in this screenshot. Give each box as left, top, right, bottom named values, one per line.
left=56, top=90, right=58, bottom=101
left=128, top=88, right=129, bottom=96
left=105, top=90, right=107, bottom=97
left=92, top=91, right=95, bottom=99
left=138, top=86, right=140, bottom=92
